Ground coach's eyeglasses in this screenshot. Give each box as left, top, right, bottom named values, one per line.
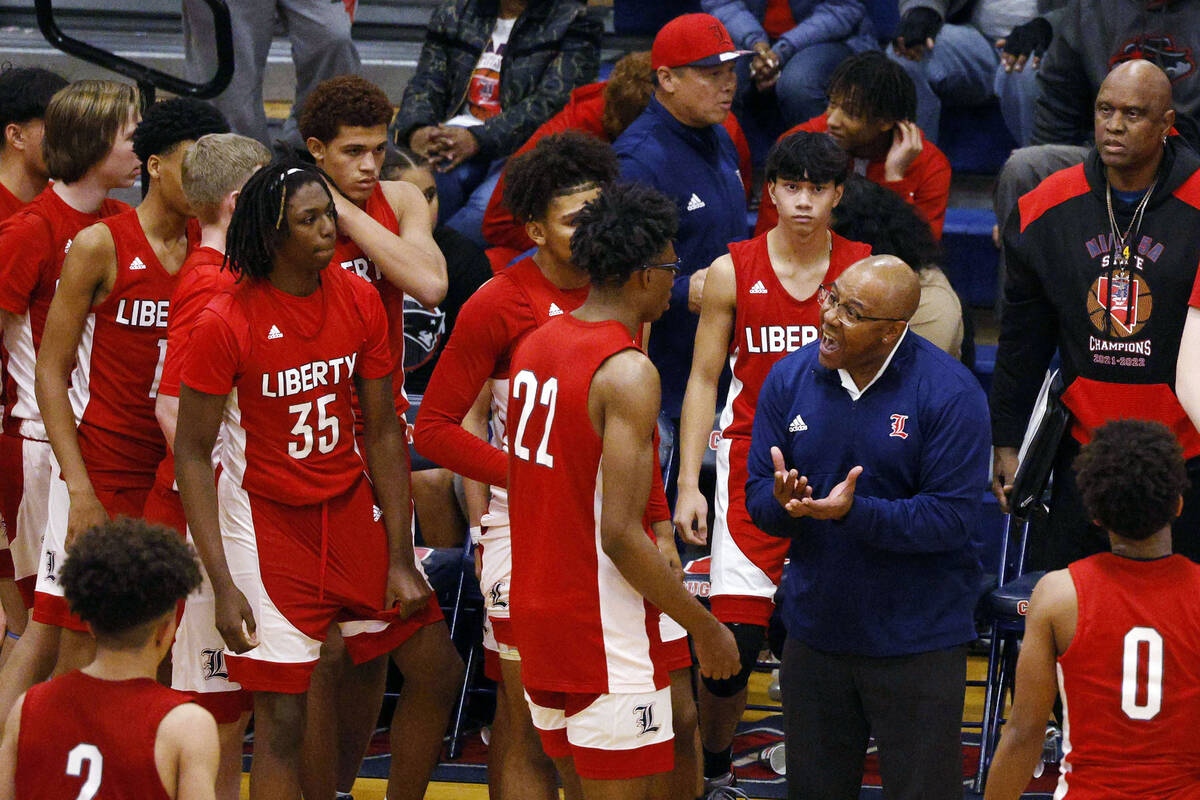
left=643, top=258, right=682, bottom=277
left=817, top=284, right=907, bottom=325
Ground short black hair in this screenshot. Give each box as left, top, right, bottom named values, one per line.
left=1074, top=420, right=1190, bottom=541
left=61, top=517, right=201, bottom=641
left=571, top=182, right=678, bottom=288
left=133, top=97, right=229, bottom=165
left=0, top=66, right=68, bottom=137
left=503, top=131, right=619, bottom=223
left=826, top=51, right=917, bottom=124
left=226, top=158, right=335, bottom=281
left=766, top=131, right=850, bottom=185
left=831, top=175, right=941, bottom=270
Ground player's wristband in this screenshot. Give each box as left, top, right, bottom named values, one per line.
left=469, top=526, right=483, bottom=546
left=5, top=630, right=19, bottom=642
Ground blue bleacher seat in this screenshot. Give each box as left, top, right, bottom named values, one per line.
left=937, top=101, right=1017, bottom=175
left=942, top=207, right=999, bottom=309
left=612, top=0, right=701, bottom=36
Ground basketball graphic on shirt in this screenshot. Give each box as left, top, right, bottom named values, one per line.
left=1087, top=271, right=1152, bottom=338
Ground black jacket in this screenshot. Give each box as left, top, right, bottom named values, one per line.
left=394, top=0, right=601, bottom=160
left=992, top=138, right=1200, bottom=454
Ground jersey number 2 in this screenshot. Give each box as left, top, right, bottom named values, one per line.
left=1122, top=626, right=1163, bottom=720
left=67, top=743, right=103, bottom=800
left=510, top=371, right=557, bottom=467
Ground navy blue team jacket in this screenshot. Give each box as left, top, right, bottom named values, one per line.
left=745, top=332, right=990, bottom=657
left=614, top=95, right=747, bottom=419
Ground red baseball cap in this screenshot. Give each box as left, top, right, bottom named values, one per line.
left=651, top=13, right=753, bottom=70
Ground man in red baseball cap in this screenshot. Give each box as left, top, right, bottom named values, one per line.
left=651, top=12, right=754, bottom=71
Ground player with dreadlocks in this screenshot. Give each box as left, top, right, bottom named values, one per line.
left=175, top=159, right=462, bottom=800
left=0, top=518, right=218, bottom=800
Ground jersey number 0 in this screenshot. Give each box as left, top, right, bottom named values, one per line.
left=1121, top=626, right=1163, bottom=720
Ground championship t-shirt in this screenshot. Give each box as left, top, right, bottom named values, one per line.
left=445, top=16, right=516, bottom=126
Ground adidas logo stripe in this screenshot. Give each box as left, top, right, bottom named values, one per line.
left=749, top=280, right=767, bottom=294
left=267, top=325, right=283, bottom=340
left=686, top=193, right=706, bottom=212
left=788, top=414, right=808, bottom=433
left=129, top=256, right=147, bottom=271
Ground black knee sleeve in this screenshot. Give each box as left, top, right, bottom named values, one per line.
left=701, top=622, right=766, bottom=697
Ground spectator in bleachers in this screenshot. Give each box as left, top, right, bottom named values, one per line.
left=993, top=60, right=1200, bottom=570
left=992, top=2, right=1068, bottom=146
left=993, top=0, right=1200, bottom=253
left=381, top=148, right=492, bottom=550
left=832, top=175, right=964, bottom=357
left=614, top=13, right=752, bottom=422
left=755, top=51, right=951, bottom=240
left=481, top=51, right=754, bottom=259
left=700, top=0, right=878, bottom=127
left=747, top=254, right=989, bottom=800
left=393, top=0, right=602, bottom=247
left=182, top=0, right=360, bottom=146
left=891, top=0, right=1041, bottom=144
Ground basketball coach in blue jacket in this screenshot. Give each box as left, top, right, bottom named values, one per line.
left=746, top=255, right=990, bottom=799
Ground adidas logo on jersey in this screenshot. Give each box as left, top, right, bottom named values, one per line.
left=128, top=256, right=147, bottom=271
left=267, top=325, right=284, bottom=340
left=686, top=193, right=706, bottom=212
left=373, top=505, right=383, bottom=522
left=788, top=414, right=808, bottom=433
left=548, top=302, right=563, bottom=317
left=749, top=280, right=768, bottom=294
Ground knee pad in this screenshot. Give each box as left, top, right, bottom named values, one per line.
left=701, top=623, right=766, bottom=698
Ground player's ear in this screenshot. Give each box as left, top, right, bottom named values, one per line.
left=766, top=179, right=778, bottom=209
left=525, top=219, right=547, bottom=248
left=831, top=183, right=845, bottom=209
left=146, top=153, right=162, bottom=182
left=306, top=137, right=327, bottom=164
left=5, top=122, right=23, bottom=152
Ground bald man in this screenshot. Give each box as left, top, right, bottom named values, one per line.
left=994, top=59, right=1200, bottom=571
left=745, top=255, right=990, bottom=799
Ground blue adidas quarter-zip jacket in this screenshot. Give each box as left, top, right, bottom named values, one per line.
left=746, top=332, right=990, bottom=657
left=615, top=96, right=748, bottom=418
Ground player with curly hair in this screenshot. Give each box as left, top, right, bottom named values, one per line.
left=414, top=130, right=622, bottom=800
left=986, top=419, right=1200, bottom=799
left=0, top=517, right=219, bottom=800
left=507, top=182, right=740, bottom=799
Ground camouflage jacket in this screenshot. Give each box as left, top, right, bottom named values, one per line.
left=394, top=0, right=601, bottom=160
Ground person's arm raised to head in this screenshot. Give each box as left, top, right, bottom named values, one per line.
left=34, top=222, right=115, bottom=546
left=332, top=180, right=447, bottom=308
left=0, top=695, right=24, bottom=800
left=984, top=569, right=1074, bottom=800
left=1177, top=307, right=1200, bottom=432
left=356, top=371, right=431, bottom=620
left=674, top=253, right=736, bottom=546
left=593, top=349, right=740, bottom=680
left=158, top=703, right=219, bottom=800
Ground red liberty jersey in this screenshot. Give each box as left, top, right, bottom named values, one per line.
left=0, top=187, right=128, bottom=437
left=151, top=246, right=235, bottom=494
left=69, top=209, right=185, bottom=488
left=508, top=315, right=667, bottom=693
left=16, top=670, right=192, bottom=800
left=0, top=180, right=28, bottom=423
left=1056, top=553, right=1200, bottom=798
left=181, top=266, right=393, bottom=506
left=331, top=182, right=408, bottom=425
left=719, top=231, right=871, bottom=439
left=415, top=256, right=590, bottom=522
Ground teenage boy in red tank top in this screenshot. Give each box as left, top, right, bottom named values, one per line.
left=299, top=74, right=456, bottom=800
left=0, top=518, right=218, bottom=800
left=673, top=130, right=871, bottom=794
left=986, top=420, right=1200, bottom=800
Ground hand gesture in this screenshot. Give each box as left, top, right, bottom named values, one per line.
left=799, top=466, right=863, bottom=520
left=387, top=561, right=433, bottom=620
left=996, top=17, right=1052, bottom=72
left=992, top=446, right=1020, bottom=513
left=693, top=617, right=741, bottom=680
left=750, top=42, right=781, bottom=92
left=771, top=445, right=813, bottom=514
left=431, top=125, right=480, bottom=173
left=673, top=485, right=710, bottom=546
left=214, top=586, right=258, bottom=654
left=65, top=490, right=109, bottom=549
left=884, top=120, right=924, bottom=182
left=688, top=267, right=708, bottom=314
left=408, top=126, right=442, bottom=160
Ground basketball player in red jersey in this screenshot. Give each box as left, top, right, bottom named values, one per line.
left=0, top=66, right=68, bottom=652
left=986, top=419, right=1200, bottom=800
left=673, top=130, right=871, bottom=795
left=418, top=132, right=700, bottom=799
left=175, top=161, right=462, bottom=800
left=32, top=98, right=228, bottom=675
left=0, top=518, right=218, bottom=800
left=143, top=132, right=271, bottom=800
left=298, top=74, right=455, bottom=800
left=508, top=182, right=741, bottom=800
left=0, top=80, right=142, bottom=725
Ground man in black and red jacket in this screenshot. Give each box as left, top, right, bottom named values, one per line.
left=992, top=59, right=1200, bottom=568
